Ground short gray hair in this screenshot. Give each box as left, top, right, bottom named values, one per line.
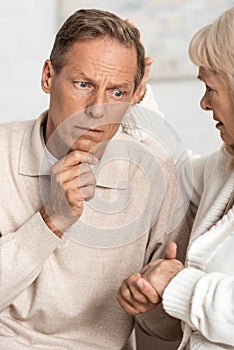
left=50, top=9, right=145, bottom=92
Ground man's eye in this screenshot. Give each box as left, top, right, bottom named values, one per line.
left=113, top=90, right=124, bottom=98
left=75, top=81, right=89, bottom=88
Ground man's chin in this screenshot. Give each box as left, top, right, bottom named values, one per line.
left=70, top=139, right=108, bottom=159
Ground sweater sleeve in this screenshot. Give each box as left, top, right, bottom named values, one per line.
left=136, top=303, right=182, bottom=341
left=136, top=83, right=165, bottom=116
left=163, top=268, right=234, bottom=346
left=122, top=84, right=165, bottom=140
left=135, top=168, right=194, bottom=341
left=0, top=211, right=61, bottom=311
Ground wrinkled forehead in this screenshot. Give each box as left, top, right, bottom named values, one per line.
left=198, top=66, right=231, bottom=93
left=65, top=39, right=138, bottom=83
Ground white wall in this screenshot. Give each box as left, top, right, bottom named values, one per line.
left=151, top=79, right=222, bottom=156
left=0, top=0, right=57, bottom=122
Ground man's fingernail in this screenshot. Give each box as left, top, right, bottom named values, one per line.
left=137, top=278, right=144, bottom=288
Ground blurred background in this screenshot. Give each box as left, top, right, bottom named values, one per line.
left=1, top=0, right=233, bottom=156
left=0, top=1, right=233, bottom=349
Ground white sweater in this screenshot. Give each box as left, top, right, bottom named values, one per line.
left=124, top=103, right=234, bottom=349
left=163, top=151, right=234, bottom=349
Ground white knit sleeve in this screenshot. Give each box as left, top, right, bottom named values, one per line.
left=137, top=84, right=164, bottom=115
left=163, top=267, right=234, bottom=346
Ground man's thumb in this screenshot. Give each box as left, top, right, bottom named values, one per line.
left=164, top=241, right=177, bottom=259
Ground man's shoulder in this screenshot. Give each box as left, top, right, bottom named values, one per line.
left=0, top=119, right=36, bottom=139
left=0, top=118, right=41, bottom=162
left=113, top=131, right=158, bottom=168
left=115, top=130, right=177, bottom=173
left=114, top=130, right=153, bottom=156
left=113, top=131, right=168, bottom=184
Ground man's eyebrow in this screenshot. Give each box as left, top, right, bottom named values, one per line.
left=72, top=71, right=132, bottom=89
left=72, top=71, right=94, bottom=82
left=109, top=82, right=132, bottom=90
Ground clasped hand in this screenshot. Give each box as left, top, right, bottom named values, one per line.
left=117, top=242, right=184, bottom=316
left=42, top=150, right=98, bottom=235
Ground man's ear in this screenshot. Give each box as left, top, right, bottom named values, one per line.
left=125, top=99, right=134, bottom=115
left=41, top=59, right=54, bottom=94
left=130, top=93, right=136, bottom=105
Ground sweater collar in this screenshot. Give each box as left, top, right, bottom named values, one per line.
left=191, top=171, right=234, bottom=242
left=18, top=111, right=49, bottom=176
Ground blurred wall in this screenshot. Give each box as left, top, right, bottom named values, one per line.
left=59, top=0, right=233, bottom=80
left=0, top=0, right=57, bottom=122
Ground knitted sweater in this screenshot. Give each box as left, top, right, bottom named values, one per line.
left=124, top=103, right=234, bottom=349
left=163, top=151, right=234, bottom=349
left=0, top=101, right=191, bottom=349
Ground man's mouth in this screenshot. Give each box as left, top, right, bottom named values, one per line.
left=74, top=126, right=103, bottom=133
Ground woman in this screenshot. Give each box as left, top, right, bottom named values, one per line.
left=118, top=7, right=234, bottom=349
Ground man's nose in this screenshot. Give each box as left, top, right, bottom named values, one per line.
left=85, top=104, right=105, bottom=118
left=85, top=92, right=106, bottom=119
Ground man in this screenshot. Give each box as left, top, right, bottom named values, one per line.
left=0, top=9, right=190, bottom=350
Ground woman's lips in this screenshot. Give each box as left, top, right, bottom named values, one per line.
left=215, top=121, right=223, bottom=129
left=213, top=116, right=223, bottom=129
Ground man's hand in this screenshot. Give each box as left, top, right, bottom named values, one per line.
left=40, top=150, right=98, bottom=237
left=140, top=242, right=184, bottom=298
left=125, top=18, right=153, bottom=104
left=117, top=242, right=183, bottom=315
left=117, top=272, right=160, bottom=316
left=132, top=56, right=153, bottom=104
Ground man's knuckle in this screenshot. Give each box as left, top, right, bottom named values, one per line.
left=73, top=150, right=81, bottom=159
left=137, top=305, right=146, bottom=314
left=82, top=185, right=95, bottom=200
left=121, top=287, right=131, bottom=299
left=136, top=294, right=147, bottom=303
left=127, top=274, right=138, bottom=283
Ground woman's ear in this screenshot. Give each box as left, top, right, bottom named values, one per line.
left=41, top=59, right=54, bottom=94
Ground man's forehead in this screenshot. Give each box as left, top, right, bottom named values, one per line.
left=64, top=40, right=137, bottom=86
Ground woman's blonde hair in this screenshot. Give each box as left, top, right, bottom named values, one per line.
left=188, top=7, right=234, bottom=160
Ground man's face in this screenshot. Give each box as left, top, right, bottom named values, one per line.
left=42, top=38, right=138, bottom=158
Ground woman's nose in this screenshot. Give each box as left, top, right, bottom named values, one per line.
left=200, top=93, right=211, bottom=111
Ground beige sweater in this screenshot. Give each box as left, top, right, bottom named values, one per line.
left=0, top=111, right=191, bottom=349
